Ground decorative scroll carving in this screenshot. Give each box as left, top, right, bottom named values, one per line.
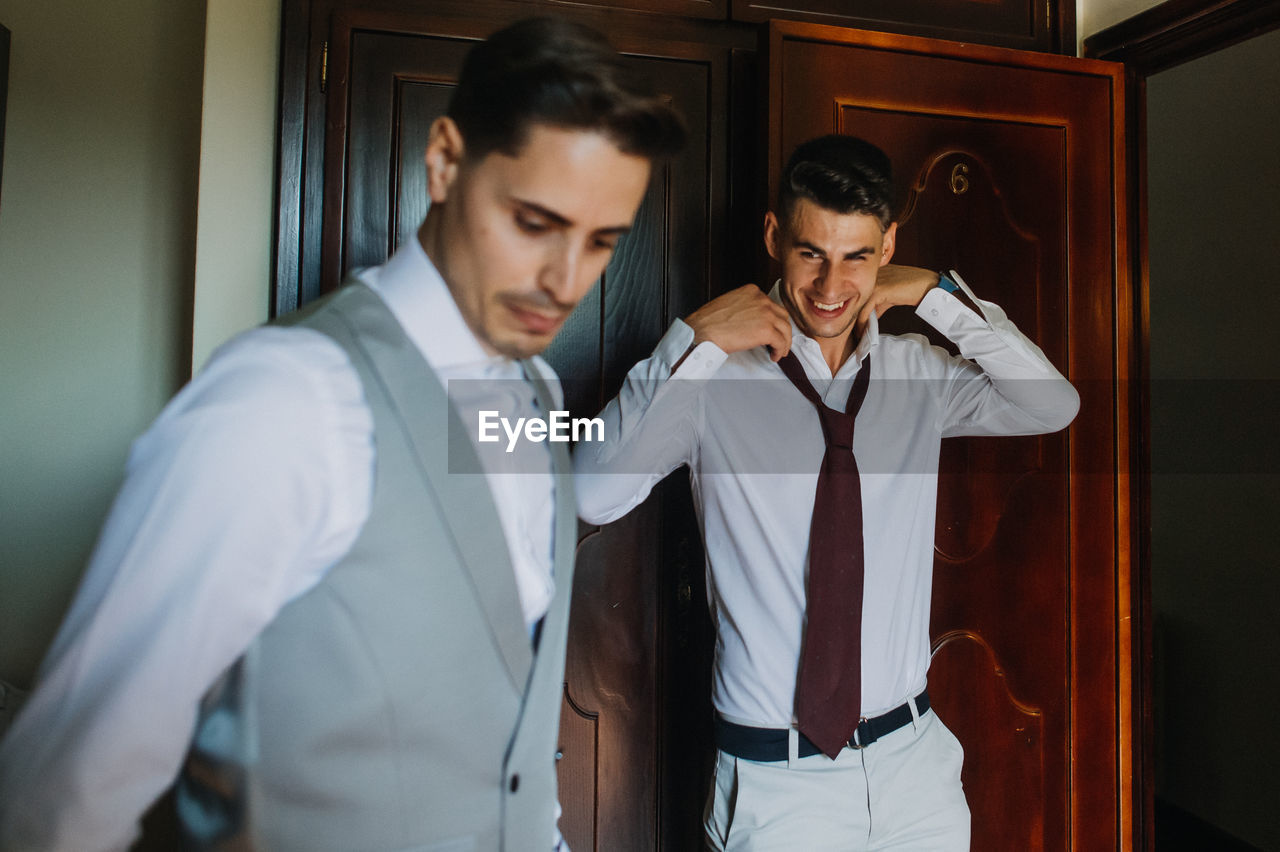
left=930, top=630, right=1046, bottom=850
left=898, top=148, right=1043, bottom=278
left=896, top=145, right=1052, bottom=563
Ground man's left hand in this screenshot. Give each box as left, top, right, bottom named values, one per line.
left=856, top=264, right=941, bottom=334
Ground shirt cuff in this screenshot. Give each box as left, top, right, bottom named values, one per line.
left=916, top=285, right=971, bottom=331
left=661, top=319, right=728, bottom=380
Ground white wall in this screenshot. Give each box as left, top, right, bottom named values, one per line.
left=0, top=0, right=206, bottom=686
left=191, top=0, right=280, bottom=373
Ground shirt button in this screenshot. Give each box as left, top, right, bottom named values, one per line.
left=509, top=774, right=520, bottom=793
left=931, top=309, right=939, bottom=317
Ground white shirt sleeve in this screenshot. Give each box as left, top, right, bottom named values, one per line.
left=573, top=319, right=726, bottom=525
left=916, top=271, right=1080, bottom=437
left=0, top=327, right=373, bottom=852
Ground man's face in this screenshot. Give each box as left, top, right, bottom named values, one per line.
left=766, top=198, right=896, bottom=353
left=421, top=121, right=652, bottom=360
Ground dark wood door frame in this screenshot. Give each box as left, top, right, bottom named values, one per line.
left=1084, top=0, right=1280, bottom=75
left=0, top=24, right=10, bottom=212
left=1084, top=3, right=1280, bottom=849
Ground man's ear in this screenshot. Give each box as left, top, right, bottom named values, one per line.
left=879, top=222, right=898, bottom=267
left=764, top=210, right=783, bottom=261
left=424, top=116, right=465, bottom=203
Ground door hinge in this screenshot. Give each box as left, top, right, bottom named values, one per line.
left=320, top=40, right=328, bottom=93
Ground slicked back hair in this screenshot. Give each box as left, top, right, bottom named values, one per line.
left=778, top=135, right=895, bottom=231
left=447, top=17, right=687, bottom=163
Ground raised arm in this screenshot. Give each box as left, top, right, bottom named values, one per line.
left=868, top=264, right=1079, bottom=436
left=574, top=285, right=791, bottom=524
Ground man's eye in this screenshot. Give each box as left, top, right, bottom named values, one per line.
left=516, top=213, right=548, bottom=233
left=593, top=237, right=619, bottom=252
left=800, top=251, right=821, bottom=260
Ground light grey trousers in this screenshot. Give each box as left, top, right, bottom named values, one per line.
left=704, top=708, right=970, bottom=851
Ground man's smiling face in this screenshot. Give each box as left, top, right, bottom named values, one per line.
left=766, top=197, right=896, bottom=361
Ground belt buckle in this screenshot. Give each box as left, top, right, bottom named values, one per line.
left=849, top=717, right=871, bottom=750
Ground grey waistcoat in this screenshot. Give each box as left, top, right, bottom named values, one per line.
left=177, top=283, right=577, bottom=851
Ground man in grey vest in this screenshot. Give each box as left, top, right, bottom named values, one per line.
left=0, top=18, right=684, bottom=851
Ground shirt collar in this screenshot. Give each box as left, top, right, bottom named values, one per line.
left=358, top=236, right=515, bottom=377
left=767, top=279, right=877, bottom=377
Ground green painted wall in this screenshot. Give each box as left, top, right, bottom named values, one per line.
left=0, top=0, right=206, bottom=686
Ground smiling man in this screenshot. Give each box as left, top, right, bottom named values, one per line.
left=0, top=18, right=682, bottom=852
left=574, top=134, right=1078, bottom=850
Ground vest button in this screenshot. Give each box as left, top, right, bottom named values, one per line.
left=509, top=774, right=520, bottom=793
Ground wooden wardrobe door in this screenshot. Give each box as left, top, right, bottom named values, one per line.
left=309, top=7, right=736, bottom=848
left=765, top=22, right=1133, bottom=850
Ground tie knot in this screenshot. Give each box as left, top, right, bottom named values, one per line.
left=817, top=407, right=856, bottom=449
left=776, top=351, right=871, bottom=452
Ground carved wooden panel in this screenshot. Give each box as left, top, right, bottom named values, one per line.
left=767, top=21, right=1131, bottom=850
left=561, top=508, right=660, bottom=850
left=861, top=113, right=1065, bottom=567
left=733, top=0, right=1070, bottom=54
left=342, top=31, right=468, bottom=277
left=860, top=114, right=1071, bottom=851
left=931, top=631, right=1047, bottom=848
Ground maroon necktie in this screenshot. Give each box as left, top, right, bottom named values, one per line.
left=777, top=351, right=872, bottom=759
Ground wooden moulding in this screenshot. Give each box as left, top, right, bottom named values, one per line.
left=1, top=24, right=11, bottom=213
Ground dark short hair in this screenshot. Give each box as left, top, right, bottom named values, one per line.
left=447, top=17, right=686, bottom=162
left=778, top=135, right=894, bottom=230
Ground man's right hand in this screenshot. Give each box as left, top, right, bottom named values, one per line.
left=685, top=285, right=793, bottom=362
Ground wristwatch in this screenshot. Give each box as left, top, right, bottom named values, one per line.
left=936, top=270, right=960, bottom=294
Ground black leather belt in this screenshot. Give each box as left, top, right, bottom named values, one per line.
left=715, top=691, right=930, bottom=761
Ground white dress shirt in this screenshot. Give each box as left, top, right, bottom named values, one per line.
left=0, top=238, right=561, bottom=851
left=574, top=274, right=1078, bottom=727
